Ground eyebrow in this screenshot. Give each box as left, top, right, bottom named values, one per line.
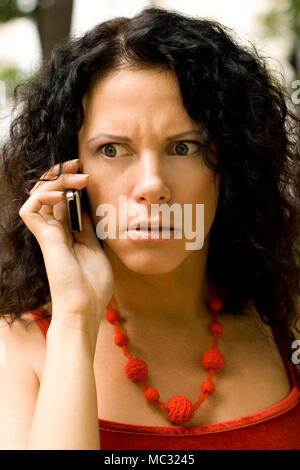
left=87, top=130, right=202, bottom=144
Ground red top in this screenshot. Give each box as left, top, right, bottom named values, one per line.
left=28, top=308, right=300, bottom=450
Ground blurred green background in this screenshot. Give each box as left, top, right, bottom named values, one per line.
left=0, top=0, right=73, bottom=104
left=0, top=0, right=299, bottom=126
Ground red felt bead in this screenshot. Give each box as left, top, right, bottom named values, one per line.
left=106, top=307, right=120, bottom=323
left=107, top=292, right=226, bottom=425
left=202, top=349, right=225, bottom=372
left=125, top=358, right=148, bottom=382
left=167, top=396, right=194, bottom=425
left=209, top=298, right=223, bottom=312
left=210, top=321, right=224, bottom=335
left=114, top=332, right=129, bottom=347
left=201, top=380, right=215, bottom=395
left=145, top=388, right=160, bottom=402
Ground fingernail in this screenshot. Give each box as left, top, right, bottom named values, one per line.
left=70, top=158, right=80, bottom=163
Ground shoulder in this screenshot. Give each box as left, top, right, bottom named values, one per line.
left=0, top=312, right=46, bottom=344
left=0, top=313, right=46, bottom=449
left=0, top=311, right=47, bottom=379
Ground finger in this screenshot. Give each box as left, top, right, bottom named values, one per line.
left=29, top=173, right=89, bottom=198
left=19, top=190, right=65, bottom=236
left=40, top=204, right=54, bottom=217
left=53, top=197, right=68, bottom=222
left=72, top=208, right=103, bottom=251
left=38, top=188, right=70, bottom=220
left=29, top=160, right=79, bottom=194
left=29, top=159, right=80, bottom=195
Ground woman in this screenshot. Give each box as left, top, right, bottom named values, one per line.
left=0, top=7, right=299, bottom=450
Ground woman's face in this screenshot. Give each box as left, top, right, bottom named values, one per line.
left=78, top=67, right=220, bottom=274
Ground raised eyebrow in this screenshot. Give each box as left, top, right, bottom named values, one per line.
left=87, top=130, right=202, bottom=144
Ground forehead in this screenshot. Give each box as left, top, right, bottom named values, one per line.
left=82, top=67, right=183, bottom=111
left=79, top=67, right=196, bottom=137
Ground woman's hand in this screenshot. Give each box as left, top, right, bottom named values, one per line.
left=19, top=159, right=114, bottom=349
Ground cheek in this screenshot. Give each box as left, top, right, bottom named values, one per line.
left=183, top=171, right=219, bottom=236
left=85, top=174, right=119, bottom=222
left=203, top=194, right=218, bottom=238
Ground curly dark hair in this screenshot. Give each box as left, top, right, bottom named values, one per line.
left=0, top=7, right=299, bottom=366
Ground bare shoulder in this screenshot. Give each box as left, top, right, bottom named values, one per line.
left=0, top=311, right=46, bottom=346
left=0, top=311, right=47, bottom=379
left=0, top=311, right=47, bottom=449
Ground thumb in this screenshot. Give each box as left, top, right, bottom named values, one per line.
left=72, top=207, right=103, bottom=250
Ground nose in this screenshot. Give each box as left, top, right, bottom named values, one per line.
left=131, top=152, right=171, bottom=205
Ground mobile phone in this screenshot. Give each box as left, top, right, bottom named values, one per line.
left=66, top=188, right=82, bottom=232
left=65, top=163, right=102, bottom=245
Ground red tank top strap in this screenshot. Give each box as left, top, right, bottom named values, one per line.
left=28, top=307, right=51, bottom=340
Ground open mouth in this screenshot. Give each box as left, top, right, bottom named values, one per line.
left=135, top=227, right=174, bottom=231
left=126, top=225, right=176, bottom=241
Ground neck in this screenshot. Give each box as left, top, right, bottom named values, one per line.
left=105, top=242, right=212, bottom=329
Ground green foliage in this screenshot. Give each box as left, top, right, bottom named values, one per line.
left=262, top=0, right=300, bottom=42
left=0, top=65, right=28, bottom=99
left=290, top=0, right=300, bottom=38
left=0, top=0, right=38, bottom=22
left=263, top=8, right=288, bottom=37
left=261, top=0, right=300, bottom=81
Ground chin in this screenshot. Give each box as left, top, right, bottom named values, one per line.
left=104, top=240, right=189, bottom=275
left=120, top=260, right=183, bottom=276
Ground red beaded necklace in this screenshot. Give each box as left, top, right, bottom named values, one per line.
left=105, top=290, right=225, bottom=426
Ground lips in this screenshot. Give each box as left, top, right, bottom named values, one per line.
left=135, top=226, right=174, bottom=230
left=131, top=221, right=174, bottom=230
